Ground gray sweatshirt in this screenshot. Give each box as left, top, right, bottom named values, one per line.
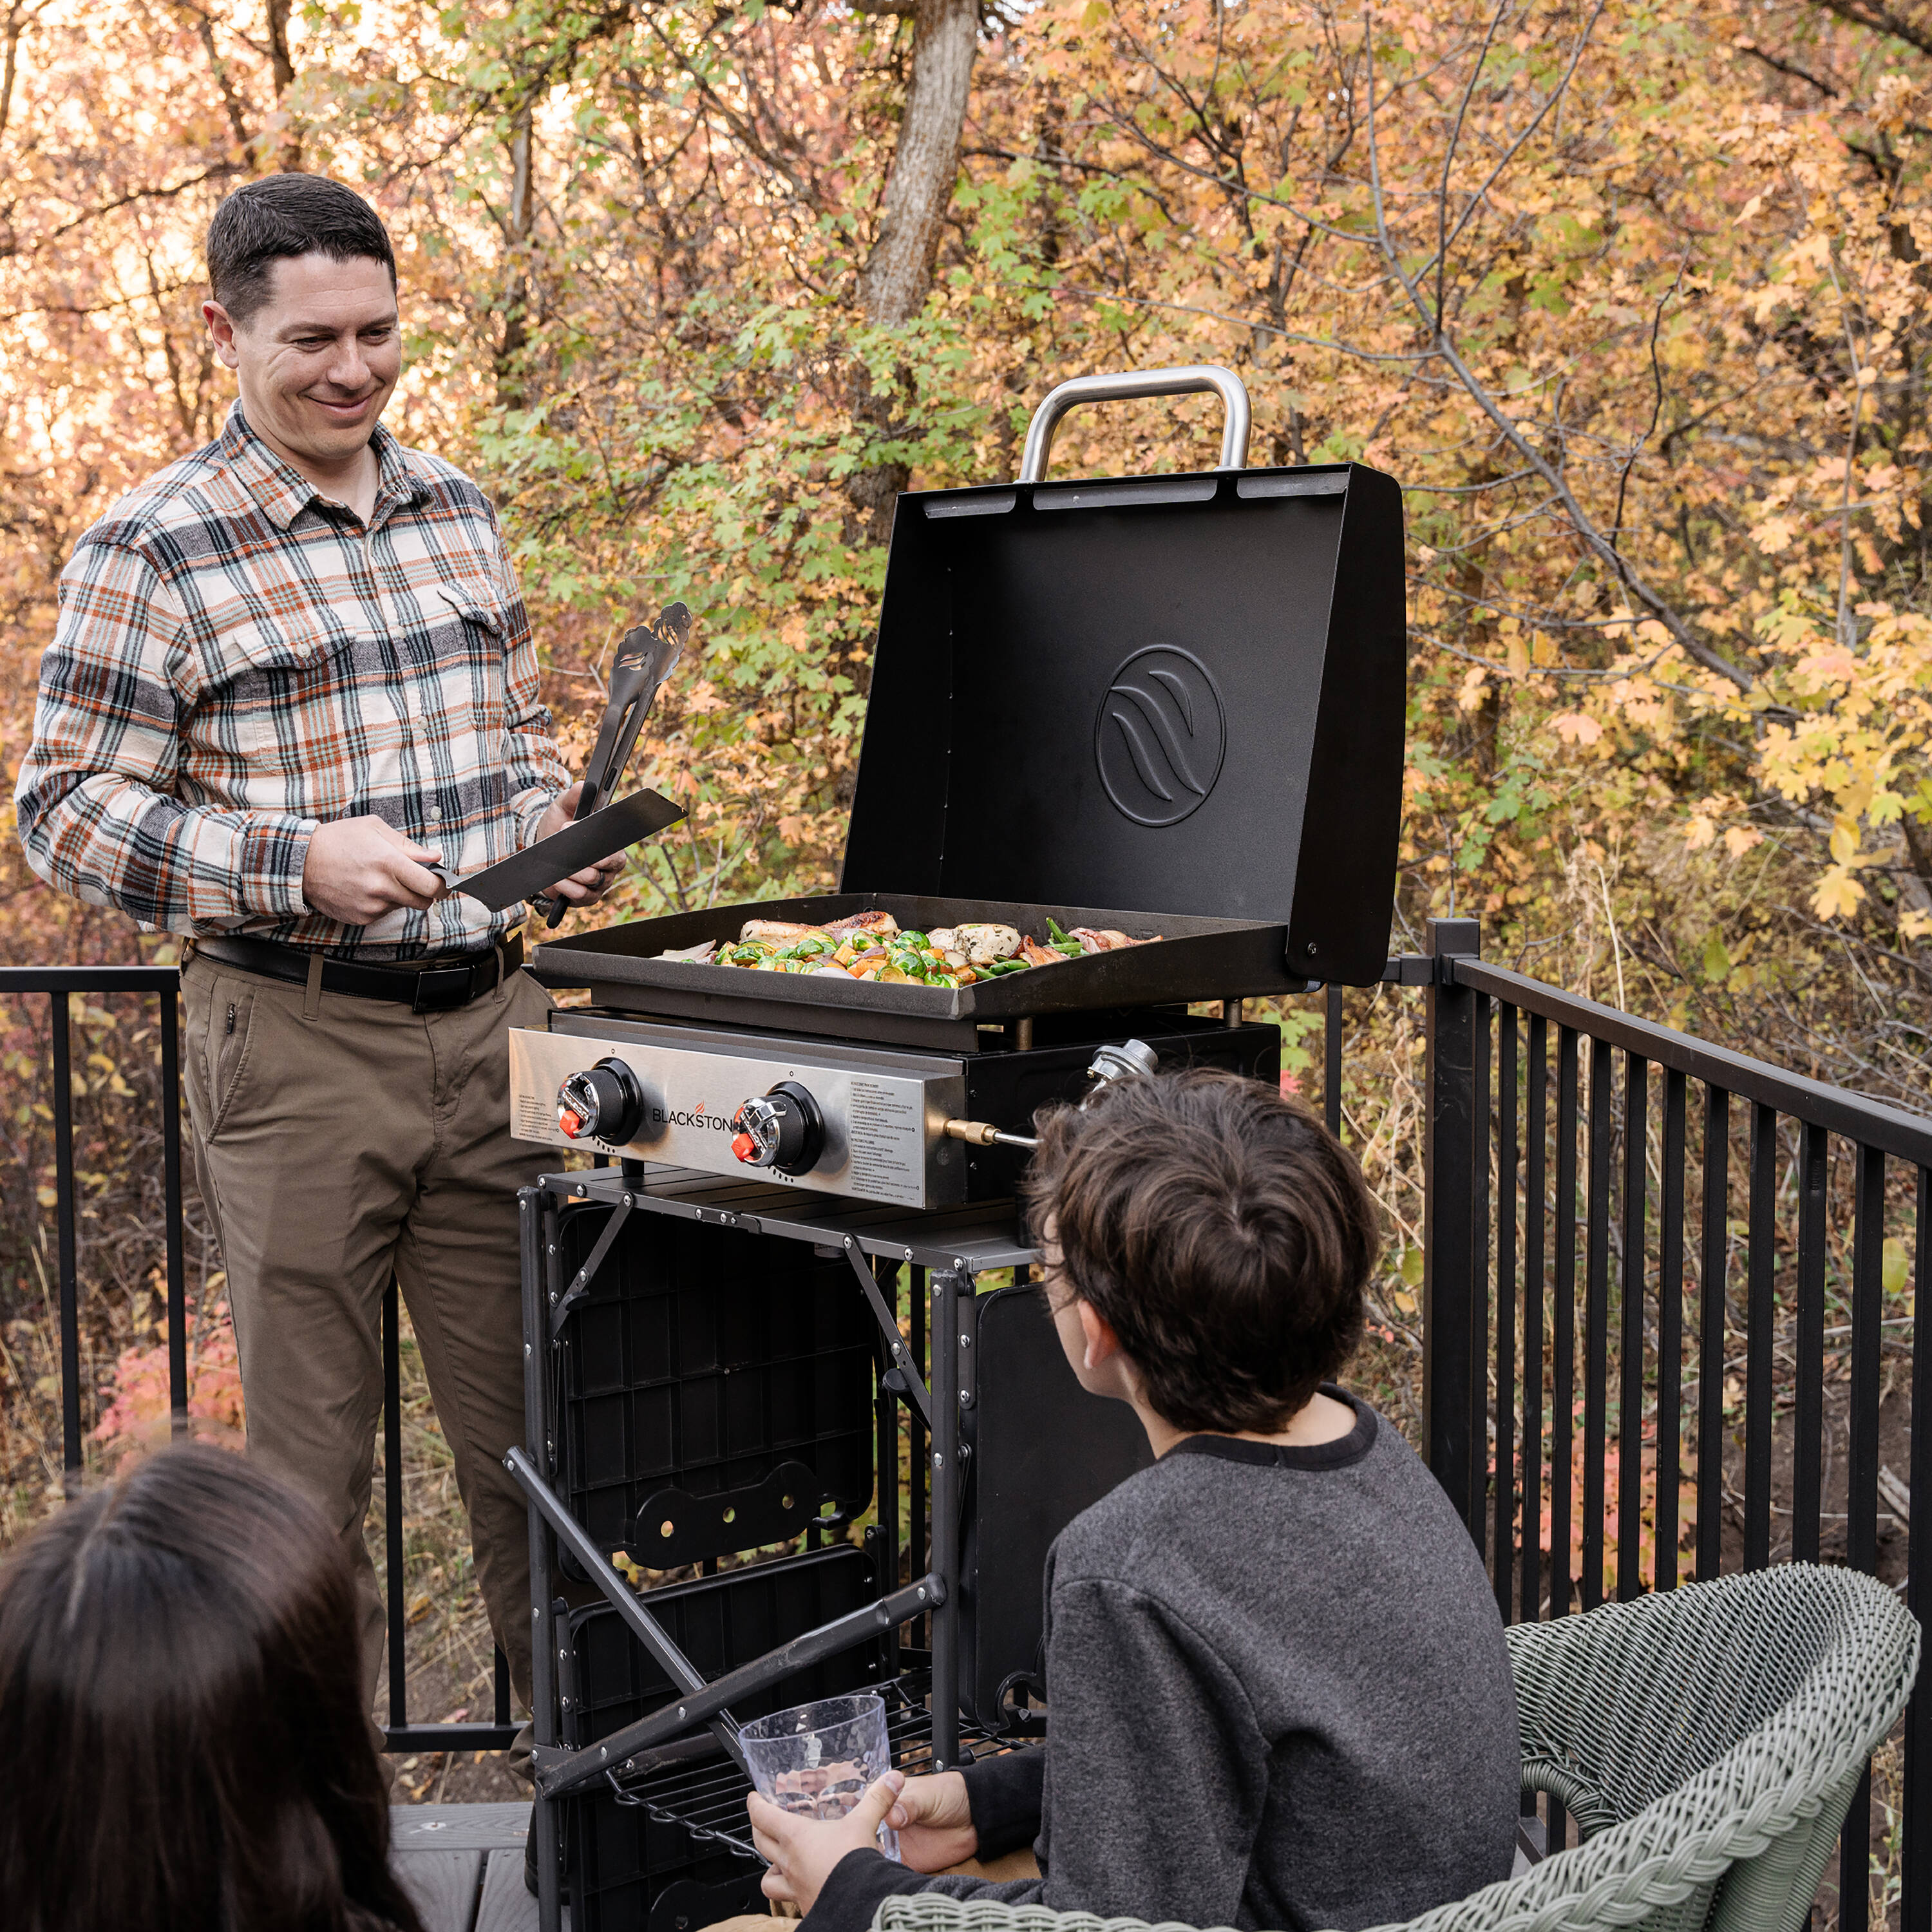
left=811, top=1391, right=1519, bottom=1932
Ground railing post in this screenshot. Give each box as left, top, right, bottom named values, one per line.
left=1423, top=918, right=1482, bottom=1535
left=51, top=989, right=82, bottom=1495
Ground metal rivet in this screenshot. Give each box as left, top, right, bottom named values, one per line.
left=917, top=1586, right=927, bottom=1600
left=623, top=1193, right=634, bottom=1206
left=678, top=1705, right=687, bottom=1719
left=960, top=1334, right=971, bottom=1347
left=933, top=1452, right=945, bottom=1468
left=1306, top=941, right=1318, bottom=955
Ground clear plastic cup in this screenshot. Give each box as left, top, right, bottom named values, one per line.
left=739, top=1692, right=901, bottom=1862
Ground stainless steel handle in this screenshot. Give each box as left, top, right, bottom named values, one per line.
left=1017, top=365, right=1252, bottom=484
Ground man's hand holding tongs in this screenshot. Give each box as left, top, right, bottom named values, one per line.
left=533, top=781, right=629, bottom=906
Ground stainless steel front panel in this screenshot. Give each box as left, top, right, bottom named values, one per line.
left=507, top=1019, right=968, bottom=1208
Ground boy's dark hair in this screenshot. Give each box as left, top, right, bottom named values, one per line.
left=1024, top=1068, right=1378, bottom=1433
left=206, top=173, right=397, bottom=325
left=0, top=1442, right=426, bottom=1932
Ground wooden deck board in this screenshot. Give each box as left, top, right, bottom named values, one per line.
left=392, top=1806, right=538, bottom=1932
left=392, top=1802, right=531, bottom=1853
left=395, top=1847, right=485, bottom=1931
left=475, top=1846, right=541, bottom=1932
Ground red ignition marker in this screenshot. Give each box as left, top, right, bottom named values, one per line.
left=731, top=1132, right=759, bottom=1162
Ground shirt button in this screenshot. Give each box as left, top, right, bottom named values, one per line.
left=428, top=808, right=442, bottom=822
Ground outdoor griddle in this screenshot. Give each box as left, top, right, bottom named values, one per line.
left=510, top=366, right=1409, bottom=1932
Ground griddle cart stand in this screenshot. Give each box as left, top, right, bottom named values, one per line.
left=510, top=366, right=1408, bottom=1932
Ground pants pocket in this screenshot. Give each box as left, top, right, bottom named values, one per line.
left=202, top=974, right=261, bottom=1141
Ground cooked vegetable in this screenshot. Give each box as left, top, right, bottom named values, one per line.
left=705, top=909, right=1159, bottom=987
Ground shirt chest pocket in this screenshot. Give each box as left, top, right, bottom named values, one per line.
left=434, top=584, right=508, bottom=730
left=204, top=618, right=377, bottom=810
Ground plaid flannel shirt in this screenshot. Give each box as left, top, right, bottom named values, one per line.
left=15, top=404, right=569, bottom=959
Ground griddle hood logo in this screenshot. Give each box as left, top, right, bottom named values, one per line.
left=1095, top=645, right=1227, bottom=828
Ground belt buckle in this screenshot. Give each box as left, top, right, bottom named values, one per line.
left=412, top=965, right=473, bottom=1014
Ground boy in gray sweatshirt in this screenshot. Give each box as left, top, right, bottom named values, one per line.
left=747, top=1069, right=1520, bottom=1932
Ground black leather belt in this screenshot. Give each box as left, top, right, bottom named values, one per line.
left=193, top=931, right=524, bottom=1013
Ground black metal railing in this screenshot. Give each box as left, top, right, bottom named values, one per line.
left=2, top=965, right=514, bottom=1756
left=1413, top=919, right=1930, bottom=1930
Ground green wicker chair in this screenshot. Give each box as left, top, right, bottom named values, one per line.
left=873, top=1564, right=1919, bottom=1932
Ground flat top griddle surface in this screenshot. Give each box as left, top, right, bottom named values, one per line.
left=529, top=893, right=1308, bottom=1025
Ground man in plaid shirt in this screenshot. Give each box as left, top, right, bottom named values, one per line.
left=16, top=175, right=620, bottom=1768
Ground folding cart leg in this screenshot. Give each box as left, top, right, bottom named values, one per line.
left=928, top=1267, right=967, bottom=1773
left=519, top=1186, right=564, bottom=1932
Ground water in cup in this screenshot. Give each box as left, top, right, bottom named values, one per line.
left=739, top=1692, right=901, bottom=1862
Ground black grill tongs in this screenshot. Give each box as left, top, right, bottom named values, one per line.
left=536, top=601, right=692, bottom=927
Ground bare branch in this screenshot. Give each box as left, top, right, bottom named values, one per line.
left=1358, top=7, right=1755, bottom=691
left=1804, top=0, right=1932, bottom=61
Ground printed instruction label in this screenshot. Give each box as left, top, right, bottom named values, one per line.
left=844, top=1077, right=924, bottom=1207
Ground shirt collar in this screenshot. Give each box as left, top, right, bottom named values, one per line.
left=218, top=402, right=426, bottom=531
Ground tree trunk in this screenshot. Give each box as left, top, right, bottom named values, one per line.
left=265, top=0, right=301, bottom=171
left=858, top=0, right=978, bottom=326
left=846, top=0, right=978, bottom=544
left=496, top=105, right=536, bottom=408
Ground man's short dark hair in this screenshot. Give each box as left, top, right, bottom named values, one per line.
left=205, top=174, right=397, bottom=325
left=1024, top=1068, right=1378, bottom=1434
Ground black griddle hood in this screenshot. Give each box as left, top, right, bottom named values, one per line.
left=839, top=459, right=1406, bottom=986
left=531, top=439, right=1408, bottom=1016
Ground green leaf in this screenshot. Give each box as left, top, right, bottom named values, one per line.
left=1883, top=1237, right=1909, bottom=1300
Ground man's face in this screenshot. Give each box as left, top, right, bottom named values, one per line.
left=204, top=252, right=401, bottom=469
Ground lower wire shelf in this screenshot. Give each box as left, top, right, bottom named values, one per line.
left=597, top=1675, right=1016, bottom=1861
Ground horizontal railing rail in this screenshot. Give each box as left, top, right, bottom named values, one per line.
left=1, top=965, right=513, bottom=1754
left=1454, top=956, right=1932, bottom=1167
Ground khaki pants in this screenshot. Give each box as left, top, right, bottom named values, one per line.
left=181, top=949, right=549, bottom=1741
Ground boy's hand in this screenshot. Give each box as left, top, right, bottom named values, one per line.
left=748, top=1772, right=904, bottom=1913
left=885, top=1770, right=978, bottom=1872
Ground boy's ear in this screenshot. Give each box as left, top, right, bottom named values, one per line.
left=1077, top=1300, right=1121, bottom=1371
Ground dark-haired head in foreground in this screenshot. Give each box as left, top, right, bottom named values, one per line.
left=1023, top=1066, right=1379, bottom=1435
left=0, top=1443, right=426, bottom=1932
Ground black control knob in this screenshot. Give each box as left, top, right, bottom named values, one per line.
left=729, top=1080, right=825, bottom=1176
left=557, top=1058, right=645, bottom=1145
